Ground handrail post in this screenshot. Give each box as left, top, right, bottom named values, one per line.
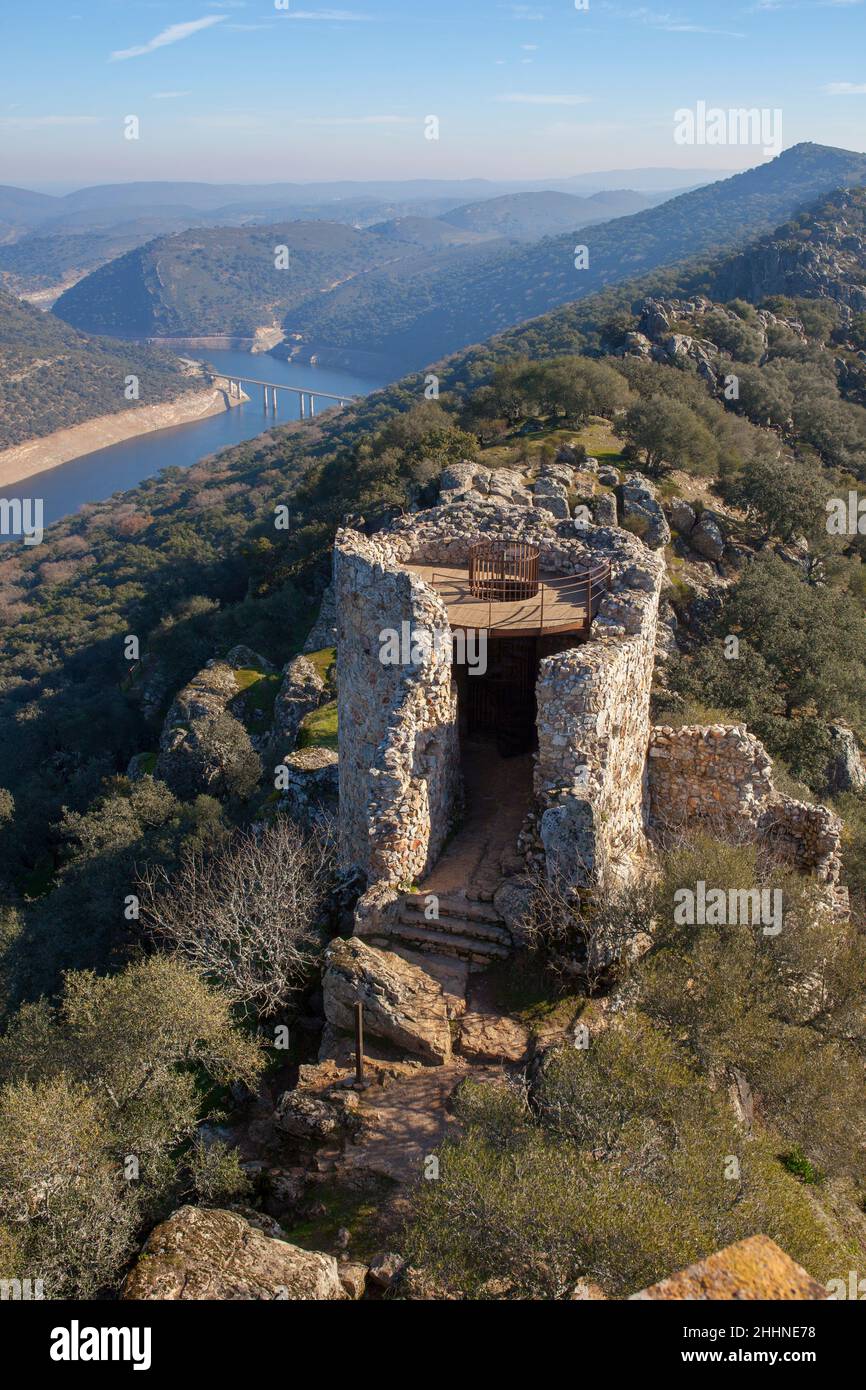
left=540, top=582, right=545, bottom=632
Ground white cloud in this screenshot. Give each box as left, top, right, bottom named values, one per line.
left=824, top=81, right=866, bottom=93
left=497, top=92, right=591, bottom=105
left=110, top=16, right=226, bottom=62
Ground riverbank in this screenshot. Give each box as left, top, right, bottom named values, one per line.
left=0, top=385, right=240, bottom=489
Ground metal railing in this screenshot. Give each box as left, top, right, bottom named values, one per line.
left=429, top=559, right=611, bottom=635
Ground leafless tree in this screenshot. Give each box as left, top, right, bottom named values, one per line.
left=137, top=818, right=336, bottom=1017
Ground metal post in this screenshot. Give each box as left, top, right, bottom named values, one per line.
left=353, top=1002, right=370, bottom=1090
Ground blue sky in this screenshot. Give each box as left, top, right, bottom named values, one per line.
left=2, top=0, right=865, bottom=187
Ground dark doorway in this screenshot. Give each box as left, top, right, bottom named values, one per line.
left=458, top=634, right=538, bottom=757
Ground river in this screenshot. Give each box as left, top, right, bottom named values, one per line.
left=1, top=349, right=389, bottom=533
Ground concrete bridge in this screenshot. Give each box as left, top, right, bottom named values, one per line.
left=212, top=372, right=358, bottom=420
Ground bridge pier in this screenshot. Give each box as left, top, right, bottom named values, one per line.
left=309, top=395, right=316, bottom=418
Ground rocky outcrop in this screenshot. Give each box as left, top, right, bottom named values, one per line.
left=271, top=654, right=326, bottom=754
left=826, top=722, right=866, bottom=793
left=277, top=746, right=339, bottom=826
left=122, top=1206, right=345, bottom=1300
left=439, top=460, right=532, bottom=508
left=303, top=585, right=338, bottom=653
left=322, top=936, right=452, bottom=1063
left=618, top=475, right=670, bottom=550
left=630, top=1235, right=828, bottom=1301
left=457, top=1012, right=530, bottom=1063
left=154, top=646, right=272, bottom=798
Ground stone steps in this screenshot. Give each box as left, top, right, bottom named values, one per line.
left=398, top=904, right=511, bottom=946
left=369, top=923, right=509, bottom=965
left=401, top=893, right=505, bottom=926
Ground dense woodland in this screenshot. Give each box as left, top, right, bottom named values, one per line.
left=3, top=179, right=866, bottom=1297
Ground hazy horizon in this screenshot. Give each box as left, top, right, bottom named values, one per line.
left=4, top=1, right=866, bottom=186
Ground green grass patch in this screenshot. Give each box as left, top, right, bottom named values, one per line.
left=298, top=699, right=338, bottom=752
left=305, top=646, right=337, bottom=689
left=780, top=1148, right=825, bottom=1186
left=233, top=668, right=281, bottom=727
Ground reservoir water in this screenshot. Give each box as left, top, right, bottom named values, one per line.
left=1, top=349, right=389, bottom=532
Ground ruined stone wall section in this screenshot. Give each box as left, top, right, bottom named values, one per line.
left=648, top=724, right=844, bottom=887
left=534, top=555, right=663, bottom=889
left=334, top=528, right=460, bottom=886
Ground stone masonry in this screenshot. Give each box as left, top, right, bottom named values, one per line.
left=335, top=494, right=664, bottom=894
left=334, top=527, right=460, bottom=887
left=648, top=724, right=844, bottom=892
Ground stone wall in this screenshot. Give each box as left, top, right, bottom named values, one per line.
left=648, top=724, right=844, bottom=888
left=334, top=528, right=460, bottom=886
left=534, top=553, right=663, bottom=889
left=338, top=498, right=665, bottom=894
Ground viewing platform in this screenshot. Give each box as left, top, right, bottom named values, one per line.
left=404, top=539, right=610, bottom=638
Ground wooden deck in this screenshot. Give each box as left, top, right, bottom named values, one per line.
left=404, top=562, right=608, bottom=636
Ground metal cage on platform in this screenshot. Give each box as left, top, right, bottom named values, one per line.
left=468, top=539, right=540, bottom=601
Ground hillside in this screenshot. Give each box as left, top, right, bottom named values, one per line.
left=0, top=286, right=190, bottom=448
left=440, top=188, right=656, bottom=240
left=51, top=219, right=508, bottom=340
left=285, top=143, right=866, bottom=369
left=6, top=190, right=866, bottom=1304
left=50, top=186, right=673, bottom=342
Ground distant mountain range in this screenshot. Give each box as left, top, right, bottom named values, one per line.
left=8, top=144, right=866, bottom=453
left=47, top=190, right=670, bottom=340
left=282, top=143, right=866, bottom=369
left=0, top=177, right=676, bottom=306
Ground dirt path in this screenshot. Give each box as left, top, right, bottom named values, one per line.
left=420, top=741, right=532, bottom=897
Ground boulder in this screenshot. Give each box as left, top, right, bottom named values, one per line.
left=493, top=878, right=535, bottom=947
left=339, top=1263, right=369, bottom=1299
left=597, top=464, right=620, bottom=486
left=271, top=654, right=325, bottom=754
left=457, top=1013, right=530, bottom=1064
left=322, top=937, right=452, bottom=1063
left=273, top=1089, right=361, bottom=1143
left=533, top=478, right=571, bottom=520
left=630, top=1235, right=828, bottom=1301
left=122, top=1206, right=345, bottom=1301
left=276, top=746, right=339, bottom=827
left=619, top=475, right=671, bottom=550
left=589, top=492, right=617, bottom=527
left=689, top=509, right=725, bottom=562
left=368, top=1252, right=406, bottom=1290
left=826, top=722, right=866, bottom=793
left=667, top=497, right=697, bottom=536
